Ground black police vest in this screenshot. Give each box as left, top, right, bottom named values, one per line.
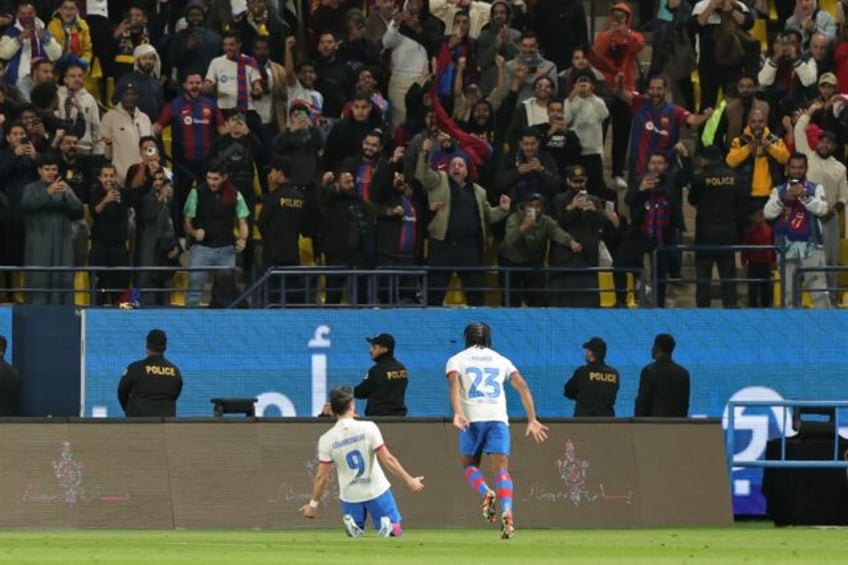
left=194, top=184, right=238, bottom=248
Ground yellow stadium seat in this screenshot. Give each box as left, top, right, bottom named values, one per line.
left=74, top=272, right=91, bottom=306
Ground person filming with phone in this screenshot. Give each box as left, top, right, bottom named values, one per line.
left=498, top=193, right=580, bottom=307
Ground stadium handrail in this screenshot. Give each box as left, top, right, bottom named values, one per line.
left=726, top=399, right=848, bottom=472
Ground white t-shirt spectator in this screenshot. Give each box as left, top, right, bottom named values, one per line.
left=205, top=55, right=261, bottom=111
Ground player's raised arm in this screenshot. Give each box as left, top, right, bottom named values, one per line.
left=447, top=371, right=469, bottom=431
left=299, top=460, right=332, bottom=518
left=509, top=371, right=549, bottom=443
left=376, top=446, right=424, bottom=492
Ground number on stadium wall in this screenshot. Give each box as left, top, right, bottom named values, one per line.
left=346, top=449, right=365, bottom=477
left=467, top=367, right=501, bottom=399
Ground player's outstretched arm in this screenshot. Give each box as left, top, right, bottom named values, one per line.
left=510, top=371, right=549, bottom=443
left=299, top=461, right=332, bottom=518
left=447, top=372, right=469, bottom=431
left=377, top=446, right=425, bottom=492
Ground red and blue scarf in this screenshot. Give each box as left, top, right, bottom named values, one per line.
left=234, top=54, right=257, bottom=111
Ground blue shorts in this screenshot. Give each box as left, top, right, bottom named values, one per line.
left=458, top=421, right=510, bottom=457
left=340, top=489, right=401, bottom=530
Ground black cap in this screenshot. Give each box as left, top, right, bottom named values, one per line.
left=146, top=329, right=167, bottom=352
left=366, top=333, right=395, bottom=351
left=566, top=165, right=588, bottom=182
left=226, top=109, right=247, bottom=122
left=699, top=144, right=723, bottom=162
left=525, top=192, right=544, bottom=203
left=582, top=337, right=606, bottom=358
left=123, top=81, right=138, bottom=92
left=819, top=130, right=838, bottom=142
left=653, top=333, right=676, bottom=355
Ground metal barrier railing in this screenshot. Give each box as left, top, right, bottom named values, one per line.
left=652, top=245, right=785, bottom=308
left=791, top=265, right=848, bottom=308
left=726, top=400, right=848, bottom=471
left=0, top=266, right=234, bottom=306
left=231, top=265, right=647, bottom=309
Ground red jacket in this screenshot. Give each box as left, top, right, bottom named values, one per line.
left=589, top=3, right=645, bottom=91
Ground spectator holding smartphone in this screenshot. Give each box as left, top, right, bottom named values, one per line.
left=0, top=2, right=62, bottom=89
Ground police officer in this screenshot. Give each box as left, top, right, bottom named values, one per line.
left=117, top=329, right=183, bottom=417
left=564, top=337, right=619, bottom=417
left=688, top=145, right=747, bottom=308
left=353, top=333, right=408, bottom=417
left=634, top=333, right=690, bottom=418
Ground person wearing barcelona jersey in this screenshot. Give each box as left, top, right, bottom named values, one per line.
left=155, top=72, right=227, bottom=236
left=299, top=386, right=424, bottom=537
left=614, top=73, right=712, bottom=181
left=446, top=322, right=548, bottom=539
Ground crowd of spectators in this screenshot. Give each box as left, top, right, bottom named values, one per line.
left=0, top=0, right=846, bottom=308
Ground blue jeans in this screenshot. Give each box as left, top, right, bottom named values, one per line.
left=187, top=244, right=235, bottom=307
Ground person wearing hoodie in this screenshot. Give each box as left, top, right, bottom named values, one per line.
left=591, top=3, right=645, bottom=192
left=113, top=44, right=165, bottom=123
left=47, top=0, right=93, bottom=70
left=56, top=60, right=101, bottom=157
left=384, top=2, right=435, bottom=126
left=477, top=0, right=520, bottom=94
left=563, top=69, right=610, bottom=196
left=167, top=1, right=223, bottom=79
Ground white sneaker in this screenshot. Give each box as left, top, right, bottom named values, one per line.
left=612, top=176, right=627, bottom=190
left=377, top=516, right=392, bottom=538
left=343, top=514, right=364, bottom=537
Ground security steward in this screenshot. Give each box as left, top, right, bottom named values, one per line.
left=564, top=337, right=620, bottom=417
left=117, top=329, right=183, bottom=417
left=688, top=144, right=747, bottom=308
left=634, top=333, right=690, bottom=418
left=353, top=333, right=408, bottom=416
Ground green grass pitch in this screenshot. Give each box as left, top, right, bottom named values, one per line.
left=0, top=526, right=847, bottom=564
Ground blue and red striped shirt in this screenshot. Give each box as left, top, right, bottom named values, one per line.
left=157, top=94, right=224, bottom=162
left=628, top=95, right=690, bottom=177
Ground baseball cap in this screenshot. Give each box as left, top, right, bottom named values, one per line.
left=366, top=333, right=395, bottom=351
left=582, top=337, right=606, bottom=358
left=566, top=165, right=588, bottom=182
left=818, top=72, right=837, bottom=86
left=525, top=192, right=544, bottom=203
left=819, top=129, right=838, bottom=142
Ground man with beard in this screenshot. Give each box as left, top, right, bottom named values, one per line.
left=616, top=74, right=712, bottom=181
left=506, top=75, right=556, bottom=148
left=155, top=72, right=227, bottom=234
left=416, top=137, right=511, bottom=306
left=203, top=31, right=263, bottom=115
left=113, top=44, right=164, bottom=122
left=249, top=36, right=287, bottom=150
left=323, top=93, right=382, bottom=174
left=496, top=128, right=560, bottom=208
left=713, top=74, right=770, bottom=152
left=795, top=102, right=848, bottom=299
left=56, top=61, right=101, bottom=158
left=563, top=70, right=609, bottom=194
left=21, top=152, right=82, bottom=305
left=341, top=130, right=396, bottom=203
left=56, top=132, right=90, bottom=267
left=314, top=32, right=352, bottom=119
left=504, top=32, right=557, bottom=103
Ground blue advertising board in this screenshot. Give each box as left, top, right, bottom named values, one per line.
left=0, top=307, right=10, bottom=358
left=82, top=309, right=848, bottom=515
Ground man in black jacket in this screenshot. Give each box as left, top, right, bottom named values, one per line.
left=688, top=145, right=746, bottom=308
left=354, top=333, right=408, bottom=416
left=564, top=337, right=620, bottom=417
left=118, top=329, right=183, bottom=417
left=257, top=157, right=308, bottom=305
left=634, top=333, right=690, bottom=418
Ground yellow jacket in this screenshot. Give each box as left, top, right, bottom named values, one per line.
left=47, top=16, right=93, bottom=68
left=726, top=126, right=790, bottom=197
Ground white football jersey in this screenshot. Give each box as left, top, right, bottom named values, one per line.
left=445, top=346, right=517, bottom=424
left=317, top=418, right=391, bottom=503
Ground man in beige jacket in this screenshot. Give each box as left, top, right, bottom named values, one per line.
left=416, top=138, right=510, bottom=306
